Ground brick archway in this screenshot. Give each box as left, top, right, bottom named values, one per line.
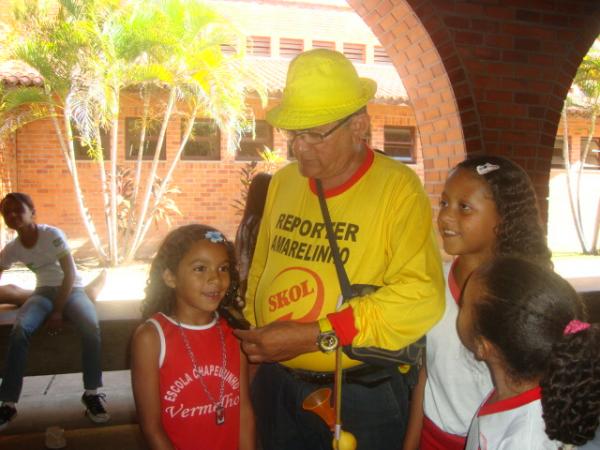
left=349, top=0, right=600, bottom=219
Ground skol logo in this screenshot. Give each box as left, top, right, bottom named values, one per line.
left=265, top=266, right=324, bottom=323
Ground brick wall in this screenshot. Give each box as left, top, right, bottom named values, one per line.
left=349, top=0, right=600, bottom=220
left=10, top=96, right=417, bottom=254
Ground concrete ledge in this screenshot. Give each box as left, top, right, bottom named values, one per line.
left=0, top=301, right=142, bottom=377
left=0, top=287, right=597, bottom=378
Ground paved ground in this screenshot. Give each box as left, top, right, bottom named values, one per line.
left=0, top=370, right=143, bottom=449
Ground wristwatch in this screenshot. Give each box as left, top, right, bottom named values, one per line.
left=316, top=317, right=339, bottom=353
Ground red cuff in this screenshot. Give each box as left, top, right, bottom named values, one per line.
left=327, top=307, right=358, bottom=346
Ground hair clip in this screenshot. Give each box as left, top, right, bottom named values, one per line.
left=563, top=319, right=591, bottom=335
left=476, top=163, right=500, bottom=175
left=205, top=231, right=225, bottom=243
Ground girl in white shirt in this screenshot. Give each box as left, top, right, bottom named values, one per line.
left=404, top=156, right=553, bottom=450
left=459, top=256, right=600, bottom=450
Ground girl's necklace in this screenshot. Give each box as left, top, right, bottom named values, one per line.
left=177, top=317, right=227, bottom=425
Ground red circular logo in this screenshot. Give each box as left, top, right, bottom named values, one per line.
left=263, top=266, right=325, bottom=323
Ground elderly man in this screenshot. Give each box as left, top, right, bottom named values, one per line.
left=235, top=49, right=444, bottom=450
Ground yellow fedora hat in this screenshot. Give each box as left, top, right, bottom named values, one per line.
left=266, top=49, right=377, bottom=130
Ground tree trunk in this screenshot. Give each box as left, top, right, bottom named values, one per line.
left=109, top=106, right=119, bottom=266
left=575, top=110, right=597, bottom=253
left=137, top=104, right=200, bottom=247
left=95, top=126, right=112, bottom=259
left=124, top=89, right=150, bottom=254
left=126, top=88, right=177, bottom=261
left=51, top=108, right=108, bottom=264
left=561, top=105, right=589, bottom=253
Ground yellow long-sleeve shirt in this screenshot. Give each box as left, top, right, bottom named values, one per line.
left=244, top=150, right=444, bottom=371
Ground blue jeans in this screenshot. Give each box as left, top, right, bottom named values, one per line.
left=252, top=363, right=410, bottom=450
left=0, top=287, right=102, bottom=403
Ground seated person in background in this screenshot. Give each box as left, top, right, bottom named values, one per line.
left=0, top=192, right=110, bottom=431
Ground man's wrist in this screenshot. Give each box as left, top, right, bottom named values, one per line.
left=316, top=318, right=339, bottom=353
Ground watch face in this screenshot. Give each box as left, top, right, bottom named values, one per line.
left=318, top=332, right=339, bottom=353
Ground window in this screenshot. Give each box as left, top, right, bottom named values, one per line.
left=312, top=40, right=335, bottom=51
left=125, top=117, right=167, bottom=161
left=280, top=38, right=303, bottom=59
left=384, top=126, right=415, bottom=162
left=552, top=136, right=567, bottom=167
left=73, top=127, right=110, bottom=160
left=236, top=120, right=273, bottom=161
left=247, top=36, right=271, bottom=56
left=343, top=43, right=366, bottom=63
left=579, top=137, right=600, bottom=169
left=181, top=119, right=220, bottom=161
left=374, top=46, right=392, bottom=64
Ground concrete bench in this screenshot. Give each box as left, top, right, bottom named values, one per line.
left=0, top=288, right=598, bottom=378
left=0, top=300, right=142, bottom=377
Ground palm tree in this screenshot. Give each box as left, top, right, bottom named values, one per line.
left=122, top=0, right=265, bottom=261
left=2, top=0, right=264, bottom=265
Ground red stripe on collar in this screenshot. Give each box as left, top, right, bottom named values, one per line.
left=478, top=386, right=541, bottom=416
left=448, top=258, right=461, bottom=305
left=309, top=146, right=375, bottom=198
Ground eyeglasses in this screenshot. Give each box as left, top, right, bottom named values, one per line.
left=283, top=113, right=355, bottom=147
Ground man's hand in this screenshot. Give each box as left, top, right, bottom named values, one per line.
left=233, top=321, right=320, bottom=363
left=46, top=310, right=64, bottom=335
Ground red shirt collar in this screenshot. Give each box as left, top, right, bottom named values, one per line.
left=308, top=146, right=375, bottom=198
left=478, top=386, right=542, bottom=416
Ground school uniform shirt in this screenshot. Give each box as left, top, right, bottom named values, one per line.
left=465, top=387, right=561, bottom=450
left=244, top=149, right=445, bottom=372
left=149, top=313, right=241, bottom=450
left=0, top=224, right=83, bottom=287
left=423, top=260, right=493, bottom=438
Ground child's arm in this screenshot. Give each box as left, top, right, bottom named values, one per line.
left=402, top=363, right=428, bottom=450
left=238, top=350, right=256, bottom=450
left=47, top=254, right=77, bottom=327
left=131, top=323, right=175, bottom=450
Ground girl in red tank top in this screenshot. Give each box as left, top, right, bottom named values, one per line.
left=131, top=224, right=255, bottom=450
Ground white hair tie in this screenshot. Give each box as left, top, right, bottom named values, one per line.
left=476, top=163, right=500, bottom=175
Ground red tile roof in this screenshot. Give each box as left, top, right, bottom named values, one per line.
left=247, top=57, right=408, bottom=104
left=0, top=60, right=44, bottom=87
left=1, top=57, right=409, bottom=104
